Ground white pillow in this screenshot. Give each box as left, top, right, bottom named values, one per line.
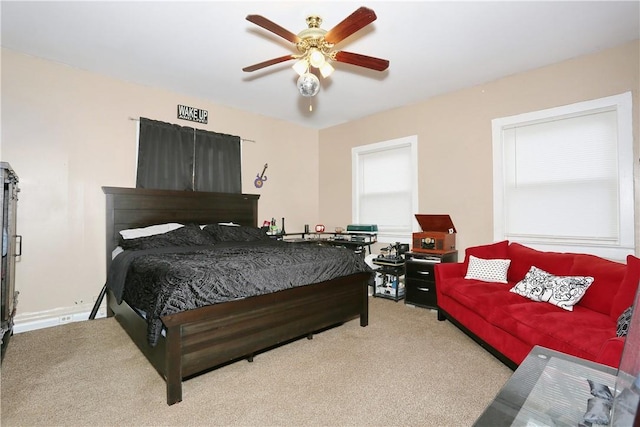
left=111, top=246, right=124, bottom=259
left=119, top=223, right=183, bottom=239
left=200, top=222, right=241, bottom=229
left=465, top=255, right=511, bottom=283
left=510, top=266, right=594, bottom=311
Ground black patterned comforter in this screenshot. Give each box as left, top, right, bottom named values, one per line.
left=107, top=240, right=373, bottom=346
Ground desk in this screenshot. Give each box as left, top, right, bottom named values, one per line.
left=278, top=232, right=376, bottom=256
left=474, top=346, right=618, bottom=426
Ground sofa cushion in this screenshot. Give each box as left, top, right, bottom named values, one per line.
left=464, top=255, right=511, bottom=283
left=597, top=337, right=626, bottom=367
left=610, top=254, right=640, bottom=320
left=436, top=293, right=534, bottom=365
left=497, top=302, right=616, bottom=360
left=510, top=266, right=594, bottom=311
left=463, top=240, right=509, bottom=269
left=570, top=254, right=626, bottom=315
left=507, top=243, right=574, bottom=283
left=439, top=277, right=525, bottom=322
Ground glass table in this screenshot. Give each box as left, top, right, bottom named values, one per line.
left=474, top=346, right=618, bottom=426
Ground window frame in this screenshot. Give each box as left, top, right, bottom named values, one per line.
left=492, top=92, right=635, bottom=260
left=352, top=135, right=419, bottom=244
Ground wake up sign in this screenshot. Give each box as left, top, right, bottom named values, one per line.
left=177, top=104, right=208, bottom=124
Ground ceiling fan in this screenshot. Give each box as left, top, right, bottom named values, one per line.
left=242, top=6, right=389, bottom=99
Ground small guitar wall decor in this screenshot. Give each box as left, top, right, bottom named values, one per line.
left=254, top=163, right=268, bottom=188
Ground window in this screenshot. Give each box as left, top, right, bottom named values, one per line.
left=352, top=136, right=418, bottom=243
left=492, top=92, right=634, bottom=259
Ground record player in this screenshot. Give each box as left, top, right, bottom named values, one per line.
left=412, top=214, right=456, bottom=254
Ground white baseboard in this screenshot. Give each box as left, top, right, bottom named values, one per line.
left=12, top=301, right=107, bottom=334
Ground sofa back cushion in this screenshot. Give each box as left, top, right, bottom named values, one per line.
left=569, top=254, right=626, bottom=315
left=507, top=243, right=574, bottom=283
left=463, top=240, right=509, bottom=269
left=610, top=254, right=640, bottom=320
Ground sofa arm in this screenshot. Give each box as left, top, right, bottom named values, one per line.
left=434, top=262, right=466, bottom=282
left=596, top=336, right=625, bottom=368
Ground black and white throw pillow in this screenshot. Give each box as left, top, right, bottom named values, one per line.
left=617, top=306, right=633, bottom=337
left=509, top=266, right=594, bottom=311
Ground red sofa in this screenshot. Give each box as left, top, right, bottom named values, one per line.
left=434, top=240, right=640, bottom=369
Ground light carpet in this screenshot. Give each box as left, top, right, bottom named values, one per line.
left=1, top=297, right=512, bottom=426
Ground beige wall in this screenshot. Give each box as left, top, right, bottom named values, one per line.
left=2, top=39, right=639, bottom=324
left=1, top=48, right=319, bottom=319
left=319, top=40, right=640, bottom=256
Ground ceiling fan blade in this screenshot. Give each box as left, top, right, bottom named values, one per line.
left=324, top=7, right=377, bottom=45
left=246, top=14, right=301, bottom=44
left=333, top=51, right=389, bottom=72
left=242, top=55, right=296, bottom=72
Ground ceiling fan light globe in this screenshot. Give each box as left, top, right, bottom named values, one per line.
left=319, top=62, right=334, bottom=78
left=309, top=49, right=326, bottom=68
left=297, top=73, right=320, bottom=97
left=292, top=59, right=309, bottom=76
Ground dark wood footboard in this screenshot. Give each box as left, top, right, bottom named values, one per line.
left=108, top=272, right=369, bottom=405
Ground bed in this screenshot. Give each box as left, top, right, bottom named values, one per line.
left=101, top=186, right=371, bottom=405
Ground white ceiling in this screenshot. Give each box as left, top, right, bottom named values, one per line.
left=2, top=1, right=639, bottom=129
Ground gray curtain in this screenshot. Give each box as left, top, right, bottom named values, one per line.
left=194, top=129, right=241, bottom=193
left=136, top=118, right=193, bottom=191
left=136, top=118, right=241, bottom=193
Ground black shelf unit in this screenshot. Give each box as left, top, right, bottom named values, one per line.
left=372, top=261, right=405, bottom=302
left=1, top=162, right=19, bottom=362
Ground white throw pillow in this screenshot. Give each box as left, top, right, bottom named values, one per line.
left=510, top=266, right=594, bottom=311
left=464, top=255, right=511, bottom=283
left=119, top=223, right=183, bottom=239
left=200, top=222, right=241, bottom=229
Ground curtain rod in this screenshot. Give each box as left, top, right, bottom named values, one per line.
left=128, top=117, right=256, bottom=143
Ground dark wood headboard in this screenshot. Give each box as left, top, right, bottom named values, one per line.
left=102, top=187, right=259, bottom=270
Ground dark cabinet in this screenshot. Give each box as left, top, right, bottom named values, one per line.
left=404, top=251, right=457, bottom=309
left=1, top=162, right=19, bottom=361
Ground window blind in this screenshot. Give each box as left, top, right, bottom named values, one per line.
left=503, top=109, right=619, bottom=243
left=353, top=136, right=418, bottom=243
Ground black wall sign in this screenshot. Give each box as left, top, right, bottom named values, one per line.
left=177, top=104, right=208, bottom=124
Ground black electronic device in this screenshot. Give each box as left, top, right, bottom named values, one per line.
left=372, top=257, right=404, bottom=266
left=372, top=242, right=408, bottom=266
